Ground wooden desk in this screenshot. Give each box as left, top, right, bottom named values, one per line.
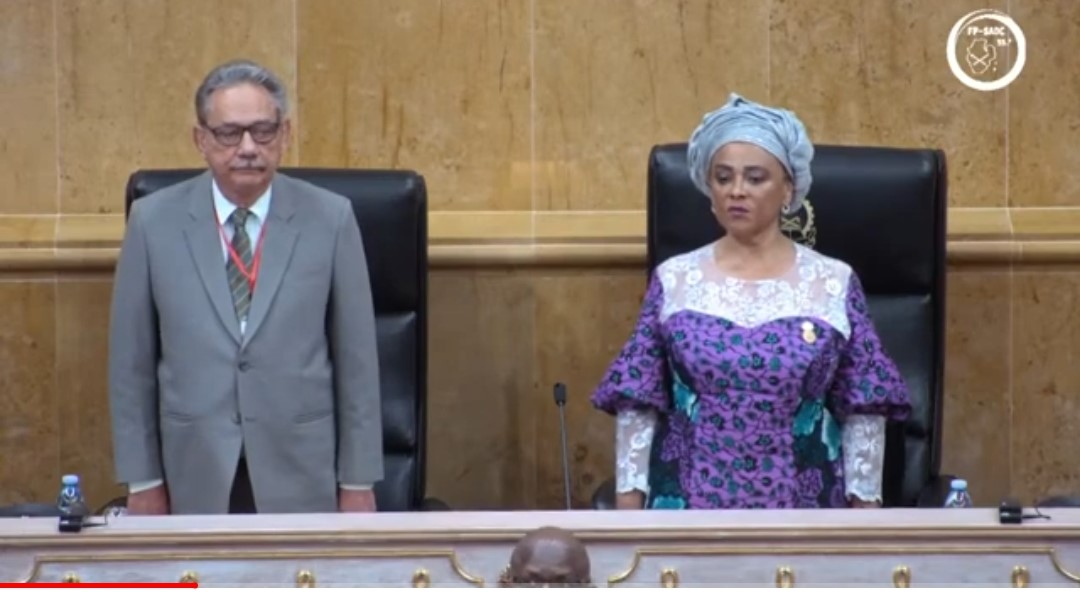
left=2, top=509, right=1079, bottom=587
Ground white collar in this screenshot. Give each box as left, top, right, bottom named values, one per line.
left=212, top=179, right=272, bottom=225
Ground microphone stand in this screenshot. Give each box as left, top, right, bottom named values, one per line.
left=553, top=383, right=572, bottom=510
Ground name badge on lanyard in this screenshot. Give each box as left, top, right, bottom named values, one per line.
left=215, top=211, right=268, bottom=293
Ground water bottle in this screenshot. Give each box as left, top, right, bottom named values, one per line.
left=56, top=474, right=89, bottom=517
left=943, top=478, right=974, bottom=508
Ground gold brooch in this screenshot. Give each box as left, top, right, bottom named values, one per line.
left=801, top=321, right=817, bottom=344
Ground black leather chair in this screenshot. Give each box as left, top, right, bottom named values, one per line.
left=123, top=167, right=446, bottom=512
left=0, top=503, right=63, bottom=517
left=1036, top=495, right=1080, bottom=508
left=592, top=143, right=952, bottom=509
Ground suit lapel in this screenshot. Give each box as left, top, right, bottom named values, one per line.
left=182, top=172, right=242, bottom=345
left=242, top=176, right=299, bottom=348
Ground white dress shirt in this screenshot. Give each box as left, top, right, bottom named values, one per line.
left=212, top=180, right=271, bottom=335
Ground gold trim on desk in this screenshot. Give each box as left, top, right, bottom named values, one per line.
left=296, top=569, right=315, bottom=587
left=8, top=534, right=1080, bottom=587
left=8, top=527, right=1080, bottom=550
left=775, top=566, right=795, bottom=588
left=659, top=567, right=679, bottom=588
left=892, top=565, right=911, bottom=588
left=1012, top=565, right=1030, bottom=588
left=9, top=524, right=1080, bottom=548
left=604, top=545, right=1080, bottom=586
left=412, top=568, right=431, bottom=588
left=15, top=549, right=485, bottom=587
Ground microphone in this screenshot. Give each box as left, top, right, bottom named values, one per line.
left=553, top=382, right=572, bottom=510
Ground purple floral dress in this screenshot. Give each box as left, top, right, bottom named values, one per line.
left=592, top=243, right=912, bottom=509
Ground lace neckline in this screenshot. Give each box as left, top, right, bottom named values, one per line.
left=657, top=243, right=853, bottom=338
left=697, top=242, right=806, bottom=284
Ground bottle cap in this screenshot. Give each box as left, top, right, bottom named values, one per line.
left=61, top=474, right=79, bottom=485
left=951, top=478, right=967, bottom=490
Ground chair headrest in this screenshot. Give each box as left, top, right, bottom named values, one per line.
left=648, top=143, right=947, bottom=293
left=124, top=168, right=428, bottom=312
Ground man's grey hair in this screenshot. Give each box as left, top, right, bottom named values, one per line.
left=195, top=59, right=288, bottom=125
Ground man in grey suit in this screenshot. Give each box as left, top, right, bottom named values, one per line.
left=108, top=59, right=383, bottom=515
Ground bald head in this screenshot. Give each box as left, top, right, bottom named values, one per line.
left=505, top=527, right=591, bottom=586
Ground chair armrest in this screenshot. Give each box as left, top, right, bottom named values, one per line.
left=419, top=497, right=451, bottom=511
left=916, top=474, right=957, bottom=507
left=591, top=477, right=617, bottom=510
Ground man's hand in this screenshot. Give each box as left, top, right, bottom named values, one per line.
left=615, top=491, right=645, bottom=510
left=127, top=485, right=170, bottom=515
left=339, top=488, right=377, bottom=512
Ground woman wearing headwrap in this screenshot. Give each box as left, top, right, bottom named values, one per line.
left=591, top=94, right=912, bottom=510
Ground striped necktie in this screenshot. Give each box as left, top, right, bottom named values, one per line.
left=226, top=208, right=253, bottom=323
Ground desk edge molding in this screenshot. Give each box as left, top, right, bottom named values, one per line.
left=1, top=240, right=1079, bottom=271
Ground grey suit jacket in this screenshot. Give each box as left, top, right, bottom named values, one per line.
left=108, top=171, right=384, bottom=514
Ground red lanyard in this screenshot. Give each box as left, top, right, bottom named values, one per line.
left=215, top=210, right=268, bottom=292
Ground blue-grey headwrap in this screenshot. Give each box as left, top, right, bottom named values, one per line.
left=687, top=93, right=814, bottom=212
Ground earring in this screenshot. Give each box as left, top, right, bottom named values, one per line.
left=781, top=203, right=791, bottom=214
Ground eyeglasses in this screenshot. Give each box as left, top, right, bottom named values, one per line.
left=203, top=120, right=281, bottom=147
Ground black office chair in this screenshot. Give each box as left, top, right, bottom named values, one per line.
left=592, top=143, right=952, bottom=509
left=124, top=167, right=447, bottom=512
left=0, top=503, right=63, bottom=518
left=1036, top=495, right=1080, bottom=508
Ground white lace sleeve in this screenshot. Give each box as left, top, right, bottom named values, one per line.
left=615, top=408, right=657, bottom=494
left=842, top=414, right=886, bottom=503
